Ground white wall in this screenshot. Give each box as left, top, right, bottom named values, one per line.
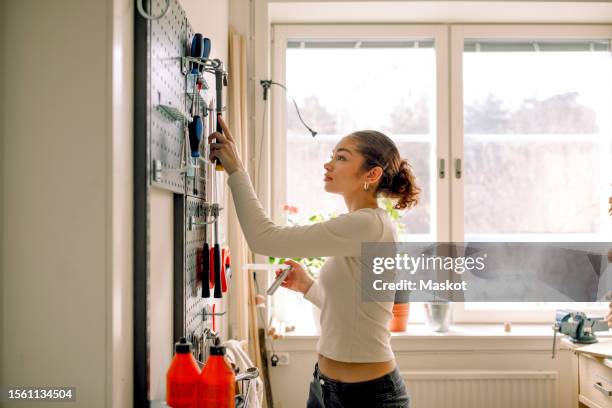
left=1, top=0, right=133, bottom=407
left=267, top=336, right=579, bottom=408
left=2, top=0, right=111, bottom=406
left=149, top=189, right=174, bottom=402
left=0, top=0, right=5, bottom=391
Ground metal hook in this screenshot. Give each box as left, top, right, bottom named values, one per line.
left=202, top=305, right=227, bottom=322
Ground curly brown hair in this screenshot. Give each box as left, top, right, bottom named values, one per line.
left=348, top=130, right=421, bottom=210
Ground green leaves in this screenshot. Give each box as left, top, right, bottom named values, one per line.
left=268, top=255, right=323, bottom=279
left=269, top=203, right=405, bottom=277
left=379, top=197, right=405, bottom=234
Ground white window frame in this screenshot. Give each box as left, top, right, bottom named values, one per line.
left=450, top=25, right=612, bottom=322
left=271, top=23, right=612, bottom=323
left=271, top=24, right=451, bottom=238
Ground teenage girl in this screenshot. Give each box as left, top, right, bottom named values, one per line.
left=209, top=116, right=420, bottom=407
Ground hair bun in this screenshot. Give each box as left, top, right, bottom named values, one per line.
left=388, top=160, right=420, bottom=210
left=390, top=161, right=410, bottom=192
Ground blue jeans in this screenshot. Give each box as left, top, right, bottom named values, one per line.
left=306, top=363, right=410, bottom=408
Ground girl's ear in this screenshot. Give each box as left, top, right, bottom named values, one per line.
left=366, top=166, right=383, bottom=184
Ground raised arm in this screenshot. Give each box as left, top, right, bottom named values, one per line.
left=227, top=169, right=383, bottom=258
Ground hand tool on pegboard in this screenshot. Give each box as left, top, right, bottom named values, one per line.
left=213, top=61, right=228, bottom=171
left=213, top=135, right=222, bottom=299
left=188, top=95, right=203, bottom=196
left=221, top=248, right=231, bottom=294
left=207, top=97, right=222, bottom=299
left=202, top=37, right=211, bottom=66
left=207, top=100, right=215, bottom=294
left=201, top=202, right=211, bottom=298
left=188, top=33, right=207, bottom=195
left=196, top=37, right=211, bottom=196
left=220, top=248, right=228, bottom=293
left=190, top=33, right=204, bottom=74
left=212, top=193, right=222, bottom=299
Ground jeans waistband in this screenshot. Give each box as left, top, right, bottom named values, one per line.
left=315, top=363, right=401, bottom=392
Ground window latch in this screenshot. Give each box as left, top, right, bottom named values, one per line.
left=438, top=158, right=445, bottom=179
left=455, top=158, right=462, bottom=179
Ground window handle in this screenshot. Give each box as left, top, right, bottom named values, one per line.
left=455, top=158, right=462, bottom=179
left=438, top=158, right=445, bottom=179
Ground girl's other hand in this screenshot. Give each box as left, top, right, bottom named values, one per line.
left=274, top=259, right=314, bottom=295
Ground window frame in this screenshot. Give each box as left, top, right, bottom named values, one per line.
left=272, top=24, right=451, bottom=237
left=271, top=23, right=612, bottom=323
left=450, top=25, right=612, bottom=322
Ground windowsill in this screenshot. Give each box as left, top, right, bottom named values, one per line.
left=271, top=323, right=612, bottom=353
left=282, top=323, right=612, bottom=339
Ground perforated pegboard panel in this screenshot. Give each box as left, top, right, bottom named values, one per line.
left=149, top=0, right=187, bottom=193
left=137, top=1, right=229, bottom=404
left=185, top=196, right=215, bottom=352
left=149, top=0, right=207, bottom=198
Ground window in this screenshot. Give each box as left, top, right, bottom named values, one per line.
left=272, top=25, right=612, bottom=326
left=284, top=39, right=437, bottom=240
left=462, top=39, right=612, bottom=239
left=451, top=26, right=612, bottom=322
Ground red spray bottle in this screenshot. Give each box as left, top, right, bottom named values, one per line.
left=198, top=338, right=235, bottom=407
left=166, top=337, right=201, bottom=408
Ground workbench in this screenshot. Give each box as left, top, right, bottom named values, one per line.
left=564, top=338, right=612, bottom=408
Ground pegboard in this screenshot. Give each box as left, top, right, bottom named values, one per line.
left=149, top=0, right=207, bottom=198
left=135, top=0, right=230, bottom=404
left=184, top=196, right=216, bottom=356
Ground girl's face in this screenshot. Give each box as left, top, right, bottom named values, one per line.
left=323, top=137, right=367, bottom=194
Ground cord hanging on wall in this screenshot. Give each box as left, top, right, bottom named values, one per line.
left=260, top=80, right=318, bottom=138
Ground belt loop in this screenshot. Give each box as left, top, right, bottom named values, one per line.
left=315, top=363, right=325, bottom=385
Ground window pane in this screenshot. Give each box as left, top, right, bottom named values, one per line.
left=286, top=40, right=437, bottom=237
left=463, top=39, right=612, bottom=237
left=461, top=39, right=612, bottom=315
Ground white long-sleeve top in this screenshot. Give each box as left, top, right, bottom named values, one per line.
left=228, top=169, right=398, bottom=362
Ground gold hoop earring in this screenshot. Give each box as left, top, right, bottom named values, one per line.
left=363, top=182, right=369, bottom=191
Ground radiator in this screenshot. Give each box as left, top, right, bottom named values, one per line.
left=401, top=371, right=558, bottom=408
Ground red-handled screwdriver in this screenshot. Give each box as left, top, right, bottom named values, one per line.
left=201, top=204, right=210, bottom=298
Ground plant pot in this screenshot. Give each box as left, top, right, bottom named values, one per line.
left=389, top=302, right=410, bottom=332
left=424, top=302, right=452, bottom=332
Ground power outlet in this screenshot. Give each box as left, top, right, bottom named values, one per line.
left=275, top=352, right=290, bottom=366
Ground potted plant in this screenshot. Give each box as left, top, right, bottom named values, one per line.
left=378, top=198, right=413, bottom=332
left=389, top=284, right=410, bottom=332
left=423, top=243, right=458, bottom=332
left=424, top=299, right=452, bottom=333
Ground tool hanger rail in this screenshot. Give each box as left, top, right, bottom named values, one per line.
left=153, top=160, right=203, bottom=182
left=181, top=57, right=225, bottom=75
left=188, top=214, right=221, bottom=230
